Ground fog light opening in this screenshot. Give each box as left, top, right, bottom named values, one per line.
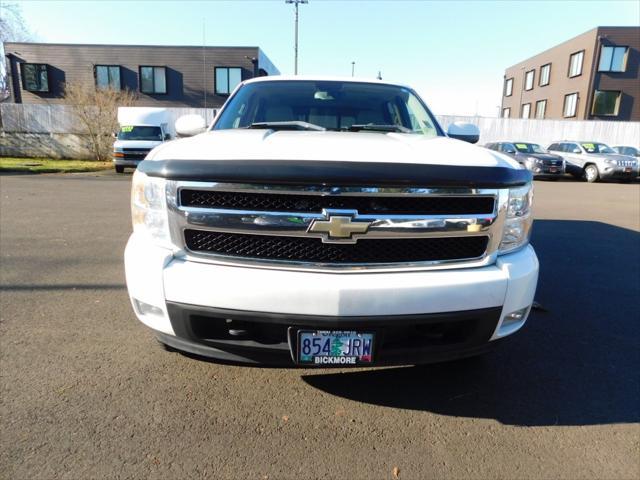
left=498, top=306, right=530, bottom=336
left=133, top=298, right=165, bottom=318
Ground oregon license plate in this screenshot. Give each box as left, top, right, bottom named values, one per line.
left=296, top=330, right=374, bottom=365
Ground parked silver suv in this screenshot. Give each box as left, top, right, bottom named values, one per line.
left=547, top=141, right=638, bottom=183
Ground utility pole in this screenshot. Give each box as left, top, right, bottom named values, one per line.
left=351, top=61, right=355, bottom=77
left=285, top=0, right=308, bottom=75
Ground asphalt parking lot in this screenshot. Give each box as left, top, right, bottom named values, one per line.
left=1, top=171, right=639, bottom=479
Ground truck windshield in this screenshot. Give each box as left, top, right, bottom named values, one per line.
left=118, top=126, right=163, bottom=141
left=213, top=80, right=442, bottom=137
left=514, top=143, right=545, bottom=154
left=581, top=142, right=615, bottom=154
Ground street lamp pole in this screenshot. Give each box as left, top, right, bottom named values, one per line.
left=285, top=0, right=308, bottom=75
left=351, top=61, right=355, bottom=77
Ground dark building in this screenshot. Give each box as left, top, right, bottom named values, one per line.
left=501, top=27, right=640, bottom=121
left=3, top=42, right=279, bottom=107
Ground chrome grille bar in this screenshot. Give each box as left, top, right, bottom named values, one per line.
left=166, top=181, right=509, bottom=273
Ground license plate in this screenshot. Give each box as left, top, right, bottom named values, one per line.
left=296, top=330, right=374, bottom=365
left=625, top=167, right=632, bottom=172
left=549, top=167, right=558, bottom=173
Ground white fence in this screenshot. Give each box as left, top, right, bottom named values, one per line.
left=1, top=103, right=639, bottom=147
left=437, top=115, right=640, bottom=148
left=0, top=104, right=218, bottom=134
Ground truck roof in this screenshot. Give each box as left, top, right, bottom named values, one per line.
left=242, top=75, right=411, bottom=90
left=117, top=107, right=169, bottom=126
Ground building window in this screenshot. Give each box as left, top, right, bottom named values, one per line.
left=504, top=78, right=513, bottom=97
left=524, top=70, right=535, bottom=91
left=591, top=90, right=621, bottom=116
left=21, top=63, right=49, bottom=92
left=139, top=66, right=167, bottom=94
left=521, top=103, right=531, bottom=119
left=215, top=67, right=242, bottom=95
left=95, top=65, right=121, bottom=91
left=568, top=51, right=584, bottom=77
left=598, top=46, right=628, bottom=72
left=502, top=107, right=510, bottom=118
left=535, top=99, right=547, bottom=119
left=563, top=93, right=578, bottom=117
left=539, top=63, right=551, bottom=86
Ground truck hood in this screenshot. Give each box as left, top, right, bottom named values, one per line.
left=114, top=139, right=163, bottom=150
left=147, top=130, right=520, bottom=169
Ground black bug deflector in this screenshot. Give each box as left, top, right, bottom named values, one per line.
left=138, top=160, right=533, bottom=188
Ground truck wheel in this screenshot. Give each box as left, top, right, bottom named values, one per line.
left=115, top=165, right=125, bottom=174
left=584, top=165, right=599, bottom=183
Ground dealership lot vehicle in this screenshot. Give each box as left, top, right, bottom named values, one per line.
left=125, top=77, right=538, bottom=366
left=612, top=145, right=639, bottom=157
left=113, top=107, right=174, bottom=173
left=485, top=142, right=565, bottom=178
left=1, top=173, right=638, bottom=479
left=547, top=141, right=639, bottom=182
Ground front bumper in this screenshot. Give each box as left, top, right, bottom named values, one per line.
left=124, top=234, right=539, bottom=366
left=528, top=164, right=565, bottom=178
left=600, top=166, right=639, bottom=180
left=113, top=158, right=143, bottom=167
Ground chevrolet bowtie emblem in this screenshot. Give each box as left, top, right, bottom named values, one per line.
left=308, top=210, right=370, bottom=243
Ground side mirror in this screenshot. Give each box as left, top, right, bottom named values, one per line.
left=175, top=114, right=207, bottom=137
left=163, top=133, right=171, bottom=141
left=573, top=148, right=581, bottom=154
left=447, top=122, right=480, bottom=144
left=112, top=132, right=118, bottom=138
left=504, top=148, right=516, bottom=154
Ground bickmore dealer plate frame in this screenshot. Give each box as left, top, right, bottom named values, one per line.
left=291, top=330, right=375, bottom=366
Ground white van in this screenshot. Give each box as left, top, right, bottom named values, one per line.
left=113, top=107, right=175, bottom=173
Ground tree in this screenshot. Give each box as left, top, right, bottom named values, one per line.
left=0, top=2, right=32, bottom=43
left=1, top=2, right=34, bottom=101
left=63, top=83, right=137, bottom=161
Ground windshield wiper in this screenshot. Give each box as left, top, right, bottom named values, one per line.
left=346, top=124, right=413, bottom=133
left=248, top=121, right=326, bottom=131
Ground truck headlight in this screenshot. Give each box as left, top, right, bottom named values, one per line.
left=499, top=183, right=533, bottom=254
left=131, top=170, right=171, bottom=247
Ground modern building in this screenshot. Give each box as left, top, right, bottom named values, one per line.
left=3, top=42, right=279, bottom=107
left=501, top=27, right=640, bottom=121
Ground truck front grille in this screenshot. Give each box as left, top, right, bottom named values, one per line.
left=180, top=189, right=495, bottom=215
left=184, top=230, right=489, bottom=264
left=167, top=182, right=507, bottom=271
left=122, top=148, right=151, bottom=160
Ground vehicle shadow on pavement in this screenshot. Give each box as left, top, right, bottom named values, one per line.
left=302, top=220, right=640, bottom=427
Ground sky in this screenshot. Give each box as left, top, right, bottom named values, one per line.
left=7, top=0, right=640, bottom=116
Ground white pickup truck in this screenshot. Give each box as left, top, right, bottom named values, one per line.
left=125, top=76, right=538, bottom=366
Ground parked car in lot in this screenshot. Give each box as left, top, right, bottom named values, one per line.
left=125, top=76, right=538, bottom=367
left=485, top=142, right=565, bottom=178
left=612, top=146, right=639, bottom=158
left=547, top=141, right=639, bottom=182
